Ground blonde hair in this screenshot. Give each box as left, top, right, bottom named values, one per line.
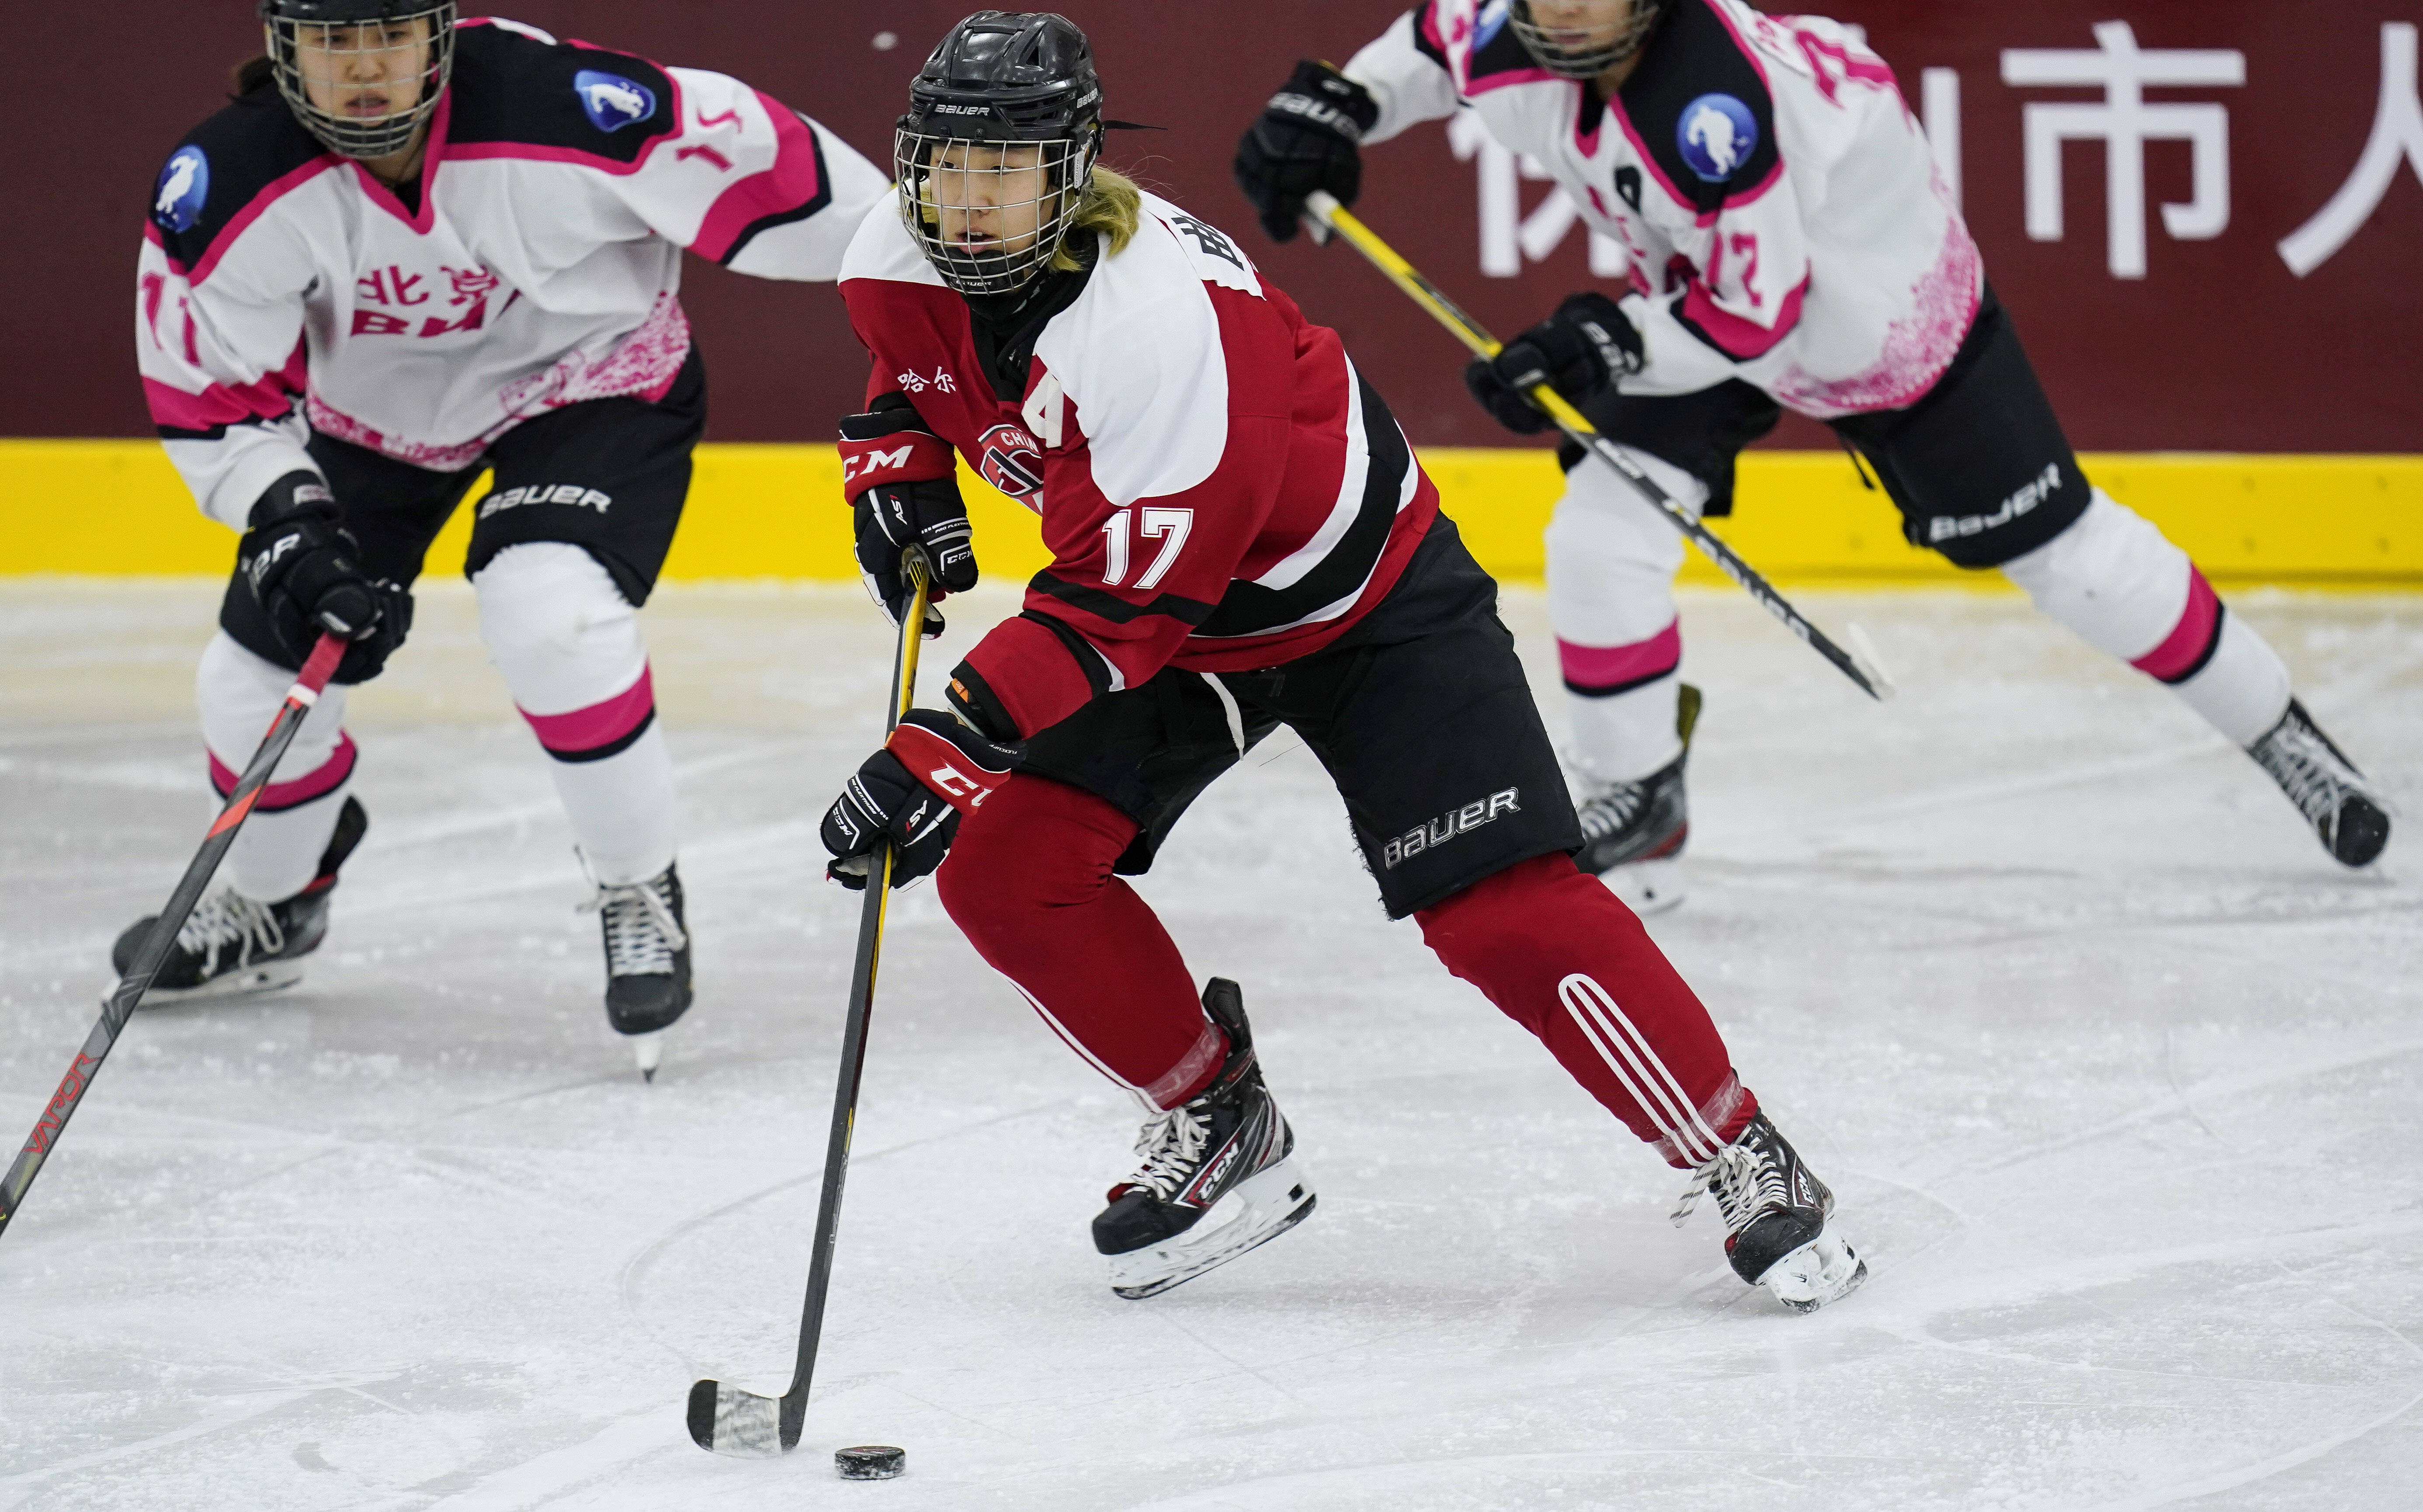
left=1052, top=164, right=1142, bottom=270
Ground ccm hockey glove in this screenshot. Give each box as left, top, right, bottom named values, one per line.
left=1234, top=60, right=1378, bottom=243
left=239, top=471, right=411, bottom=681
left=840, top=394, right=976, bottom=636
left=820, top=709, right=1019, bottom=890
left=1463, top=291, right=1645, bottom=435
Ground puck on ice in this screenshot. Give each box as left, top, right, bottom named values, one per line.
left=835, top=1445, right=906, bottom=1480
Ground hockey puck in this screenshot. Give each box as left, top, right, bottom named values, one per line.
left=835, top=1445, right=906, bottom=1480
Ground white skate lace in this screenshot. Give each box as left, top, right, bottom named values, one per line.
left=1576, top=778, right=1649, bottom=842
left=1668, top=1141, right=1788, bottom=1234
left=2254, top=718, right=2364, bottom=826
left=174, top=891, right=285, bottom=974
left=580, top=870, right=686, bottom=978
left=1121, top=1102, right=1211, bottom=1201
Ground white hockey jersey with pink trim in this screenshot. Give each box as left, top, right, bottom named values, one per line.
left=136, top=17, right=889, bottom=528
left=1346, top=0, right=1980, bottom=418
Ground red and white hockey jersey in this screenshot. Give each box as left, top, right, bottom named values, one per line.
left=138, top=16, right=889, bottom=528
left=1347, top=0, right=1981, bottom=417
left=838, top=191, right=1441, bottom=739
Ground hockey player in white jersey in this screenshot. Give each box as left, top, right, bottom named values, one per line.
left=127, top=0, right=887, bottom=1066
left=1235, top=0, right=2391, bottom=899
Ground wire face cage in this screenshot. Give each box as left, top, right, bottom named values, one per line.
left=1506, top=0, right=1664, bottom=80
left=895, top=127, right=1096, bottom=297
left=264, top=1, right=457, bottom=160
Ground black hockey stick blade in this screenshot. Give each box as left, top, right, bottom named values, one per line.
left=687, top=1377, right=791, bottom=1457
left=0, top=632, right=347, bottom=1239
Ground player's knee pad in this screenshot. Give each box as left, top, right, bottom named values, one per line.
left=1545, top=447, right=1694, bottom=655
left=475, top=542, right=654, bottom=762
left=198, top=631, right=356, bottom=900
left=197, top=630, right=353, bottom=793
left=2000, top=490, right=2197, bottom=662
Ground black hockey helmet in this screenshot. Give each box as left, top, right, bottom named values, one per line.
left=260, top=0, right=457, bottom=160
left=895, top=12, right=1104, bottom=296
left=1507, top=0, right=1669, bottom=80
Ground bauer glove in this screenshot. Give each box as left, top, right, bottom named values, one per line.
left=1463, top=292, right=1645, bottom=436
left=1233, top=60, right=1378, bottom=243
left=820, top=709, right=1019, bottom=891
left=239, top=471, right=412, bottom=682
left=840, top=395, right=975, bottom=637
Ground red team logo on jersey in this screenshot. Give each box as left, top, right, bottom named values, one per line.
left=976, top=423, right=1045, bottom=508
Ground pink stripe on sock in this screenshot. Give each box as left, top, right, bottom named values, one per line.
left=2131, top=569, right=2221, bottom=683
left=1559, top=620, right=1682, bottom=691
left=520, top=665, right=655, bottom=755
left=210, top=732, right=356, bottom=811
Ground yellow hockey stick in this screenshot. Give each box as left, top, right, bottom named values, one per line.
left=1302, top=190, right=1893, bottom=701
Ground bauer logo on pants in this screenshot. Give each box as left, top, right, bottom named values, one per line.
left=1928, top=462, right=2061, bottom=544
left=479, top=485, right=613, bottom=520
left=1382, top=788, right=1520, bottom=869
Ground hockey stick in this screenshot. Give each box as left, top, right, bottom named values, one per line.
left=0, top=631, right=348, bottom=1241
left=687, top=557, right=933, bottom=1458
left=1301, top=191, right=1895, bottom=701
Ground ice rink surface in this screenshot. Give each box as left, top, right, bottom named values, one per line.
left=2, top=576, right=2418, bottom=1512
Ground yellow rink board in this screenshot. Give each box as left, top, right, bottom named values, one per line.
left=3, top=438, right=2416, bottom=587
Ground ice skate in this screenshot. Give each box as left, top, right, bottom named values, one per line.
left=111, top=796, right=367, bottom=1007
left=1093, top=979, right=1317, bottom=1299
left=2247, top=700, right=2390, bottom=867
left=1672, top=1112, right=1866, bottom=1314
left=583, top=861, right=692, bottom=1081
left=1573, top=684, right=1699, bottom=915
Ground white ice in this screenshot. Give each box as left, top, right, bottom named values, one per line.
left=2, top=578, right=2418, bottom=1511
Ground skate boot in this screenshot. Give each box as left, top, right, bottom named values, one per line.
left=582, top=861, right=691, bottom=1080
left=1671, top=1111, right=1866, bottom=1314
left=1573, top=684, right=1699, bottom=915
left=1093, top=978, right=1317, bottom=1299
left=111, top=796, right=368, bottom=1006
left=2247, top=700, right=2391, bottom=867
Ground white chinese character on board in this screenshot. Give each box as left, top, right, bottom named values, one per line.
left=2002, top=22, right=2245, bottom=279
left=2279, top=24, right=2423, bottom=276
left=1447, top=111, right=1628, bottom=280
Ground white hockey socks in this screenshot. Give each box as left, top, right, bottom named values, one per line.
left=2002, top=491, right=2291, bottom=747
left=197, top=631, right=356, bottom=902
left=476, top=543, right=678, bottom=886
left=1547, top=444, right=1704, bottom=782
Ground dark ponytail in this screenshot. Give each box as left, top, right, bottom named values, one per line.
left=233, top=55, right=277, bottom=98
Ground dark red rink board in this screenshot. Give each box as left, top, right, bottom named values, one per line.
left=11, top=1, right=2416, bottom=451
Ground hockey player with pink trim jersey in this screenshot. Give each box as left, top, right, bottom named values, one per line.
left=124, top=1, right=888, bottom=1072
left=816, top=12, right=1867, bottom=1313
left=1236, top=0, right=2389, bottom=900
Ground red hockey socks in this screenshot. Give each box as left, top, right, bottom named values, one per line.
left=937, top=775, right=1227, bottom=1109
left=1416, top=853, right=1755, bottom=1168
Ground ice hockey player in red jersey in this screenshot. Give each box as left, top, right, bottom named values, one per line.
left=1235, top=0, right=2391, bottom=903
left=819, top=10, right=1864, bottom=1311
left=126, top=1, right=888, bottom=1070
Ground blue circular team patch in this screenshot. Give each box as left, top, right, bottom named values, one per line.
left=574, top=69, right=658, bottom=132
left=1676, top=93, right=1758, bottom=182
left=153, top=145, right=210, bottom=233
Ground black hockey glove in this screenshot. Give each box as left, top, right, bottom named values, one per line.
left=1233, top=60, right=1378, bottom=243
left=239, top=471, right=412, bottom=682
left=1463, top=292, right=1646, bottom=436
left=840, top=397, right=976, bottom=637
left=820, top=709, right=1019, bottom=891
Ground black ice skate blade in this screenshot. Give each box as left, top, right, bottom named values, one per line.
left=1111, top=1189, right=1317, bottom=1300
left=837, top=1445, right=906, bottom=1480
left=129, top=961, right=308, bottom=1009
